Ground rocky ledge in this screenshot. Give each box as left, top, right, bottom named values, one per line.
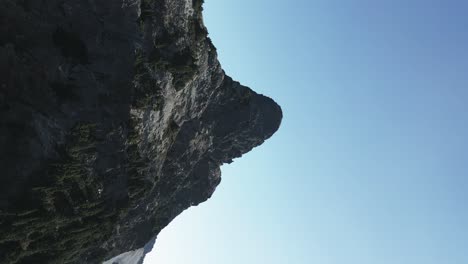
left=0, top=0, right=282, bottom=263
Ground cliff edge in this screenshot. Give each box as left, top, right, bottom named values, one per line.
left=0, top=0, right=282, bottom=263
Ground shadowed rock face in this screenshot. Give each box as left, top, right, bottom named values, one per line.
left=0, top=0, right=282, bottom=263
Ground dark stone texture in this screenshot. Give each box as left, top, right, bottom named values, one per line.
left=0, top=0, right=282, bottom=263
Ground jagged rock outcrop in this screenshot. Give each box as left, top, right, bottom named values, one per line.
left=0, top=0, right=282, bottom=263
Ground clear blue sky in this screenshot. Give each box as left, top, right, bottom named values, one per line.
left=145, top=1, right=468, bottom=263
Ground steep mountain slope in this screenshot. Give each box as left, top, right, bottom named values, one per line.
left=0, top=0, right=282, bottom=263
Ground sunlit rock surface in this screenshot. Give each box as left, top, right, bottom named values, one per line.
left=0, top=0, right=282, bottom=263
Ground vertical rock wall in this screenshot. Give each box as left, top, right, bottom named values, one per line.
left=0, top=0, right=282, bottom=263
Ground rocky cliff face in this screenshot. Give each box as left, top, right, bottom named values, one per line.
left=0, top=0, right=282, bottom=263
